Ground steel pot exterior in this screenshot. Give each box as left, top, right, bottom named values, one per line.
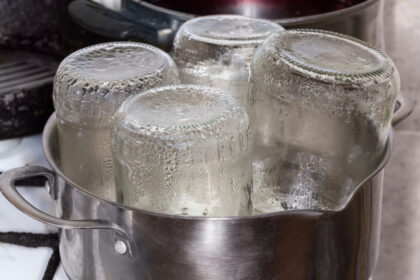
left=0, top=113, right=391, bottom=280
left=55, top=176, right=384, bottom=280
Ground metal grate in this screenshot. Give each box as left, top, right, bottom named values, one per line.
left=0, top=60, right=55, bottom=95
left=0, top=232, right=60, bottom=280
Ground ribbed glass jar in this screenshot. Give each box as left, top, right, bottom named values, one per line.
left=53, top=42, right=179, bottom=200
left=111, top=85, right=252, bottom=216
left=171, top=15, right=284, bottom=106
left=249, top=29, right=399, bottom=213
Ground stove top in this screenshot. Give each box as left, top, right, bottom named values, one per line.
left=0, top=134, right=69, bottom=280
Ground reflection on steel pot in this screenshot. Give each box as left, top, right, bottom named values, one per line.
left=0, top=113, right=391, bottom=280
left=69, top=0, right=383, bottom=50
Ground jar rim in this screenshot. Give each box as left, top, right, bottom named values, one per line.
left=265, top=29, right=394, bottom=85
left=56, top=42, right=173, bottom=83
left=180, top=15, right=284, bottom=46
left=114, top=84, right=246, bottom=135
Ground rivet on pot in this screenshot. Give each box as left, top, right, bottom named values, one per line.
left=45, top=180, right=51, bottom=195
left=114, top=240, right=127, bottom=255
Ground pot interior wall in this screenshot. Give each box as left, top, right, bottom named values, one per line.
left=44, top=115, right=388, bottom=212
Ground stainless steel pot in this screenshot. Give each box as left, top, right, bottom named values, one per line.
left=68, top=0, right=384, bottom=50
left=0, top=113, right=392, bottom=280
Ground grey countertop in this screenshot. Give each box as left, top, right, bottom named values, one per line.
left=375, top=0, right=420, bottom=279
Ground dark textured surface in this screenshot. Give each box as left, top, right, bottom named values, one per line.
left=0, top=0, right=107, bottom=56
left=0, top=0, right=69, bottom=56
left=0, top=50, right=57, bottom=139
left=0, top=82, right=54, bottom=140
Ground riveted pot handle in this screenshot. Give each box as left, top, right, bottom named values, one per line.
left=393, top=93, right=413, bottom=126
left=0, top=166, right=134, bottom=257
left=69, top=0, right=175, bottom=50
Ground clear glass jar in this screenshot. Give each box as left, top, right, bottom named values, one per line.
left=53, top=42, right=179, bottom=200
left=111, top=85, right=252, bottom=216
left=171, top=15, right=284, bottom=106
left=249, top=29, right=399, bottom=213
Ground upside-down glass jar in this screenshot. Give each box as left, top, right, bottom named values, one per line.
left=111, top=85, right=252, bottom=216
left=249, top=29, right=399, bottom=213
left=53, top=42, right=179, bottom=200
left=171, top=15, right=284, bottom=106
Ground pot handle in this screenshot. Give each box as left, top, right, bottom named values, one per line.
left=0, top=166, right=134, bottom=257
left=393, top=93, right=413, bottom=126
left=68, top=0, right=175, bottom=50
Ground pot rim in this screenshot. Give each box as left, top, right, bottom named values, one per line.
left=43, top=112, right=392, bottom=220
left=137, top=0, right=378, bottom=26
left=276, top=0, right=379, bottom=26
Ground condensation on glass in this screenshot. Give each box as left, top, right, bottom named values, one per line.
left=111, top=85, right=252, bottom=216
left=53, top=42, right=179, bottom=200
left=171, top=15, right=284, bottom=106
left=249, top=29, right=399, bottom=213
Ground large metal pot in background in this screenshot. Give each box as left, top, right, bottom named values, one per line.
left=69, top=0, right=383, bottom=50
left=0, top=113, right=391, bottom=280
